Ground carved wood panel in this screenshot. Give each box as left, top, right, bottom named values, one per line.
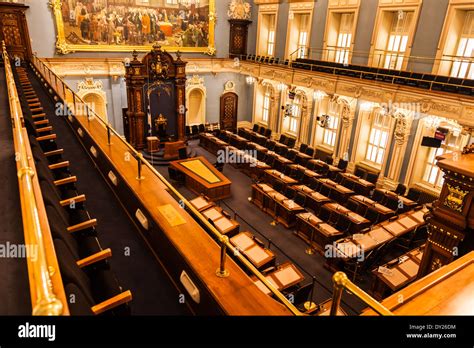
left=0, top=3, right=32, bottom=60
left=220, top=92, right=238, bottom=131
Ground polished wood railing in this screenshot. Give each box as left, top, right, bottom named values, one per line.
left=330, top=271, right=393, bottom=316
left=2, top=42, right=69, bottom=315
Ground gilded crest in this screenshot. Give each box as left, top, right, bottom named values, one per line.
left=444, top=184, right=468, bottom=212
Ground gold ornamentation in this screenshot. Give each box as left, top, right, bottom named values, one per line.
left=228, top=0, right=252, bottom=20
left=431, top=258, right=443, bottom=271
left=444, top=184, right=468, bottom=212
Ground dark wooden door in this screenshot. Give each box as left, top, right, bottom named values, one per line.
left=220, top=92, right=238, bottom=131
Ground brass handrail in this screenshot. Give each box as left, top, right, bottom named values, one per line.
left=290, top=46, right=474, bottom=67
left=31, top=55, right=305, bottom=316
left=2, top=42, right=66, bottom=315
left=330, top=272, right=393, bottom=316
left=243, top=54, right=468, bottom=90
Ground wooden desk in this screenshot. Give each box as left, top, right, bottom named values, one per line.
left=323, top=203, right=370, bottom=232
left=371, top=245, right=424, bottom=300
left=276, top=198, right=305, bottom=228
left=295, top=151, right=313, bottom=166
left=318, top=178, right=355, bottom=203
left=309, top=159, right=343, bottom=175
left=213, top=215, right=240, bottom=236
left=231, top=232, right=275, bottom=269
left=289, top=164, right=321, bottom=184
left=267, top=263, right=305, bottom=291
left=189, top=195, right=215, bottom=212
left=308, top=191, right=332, bottom=214
left=265, top=190, right=288, bottom=218
left=363, top=251, right=474, bottom=315
left=349, top=195, right=395, bottom=221
left=170, top=156, right=232, bottom=200
left=380, top=210, right=425, bottom=237
left=296, top=212, right=343, bottom=253
left=249, top=161, right=271, bottom=181
left=267, top=151, right=293, bottom=171
left=229, top=133, right=249, bottom=149
left=251, top=183, right=275, bottom=210
left=340, top=172, right=375, bottom=196
left=202, top=206, right=240, bottom=236
left=375, top=188, right=418, bottom=210
left=264, top=169, right=298, bottom=188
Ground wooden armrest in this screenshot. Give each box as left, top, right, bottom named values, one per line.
left=31, top=113, right=46, bottom=119
left=77, top=248, right=112, bottom=268
left=67, top=219, right=97, bottom=233
left=60, top=194, right=86, bottom=207
left=36, top=134, right=56, bottom=142
left=49, top=161, right=69, bottom=170
left=91, top=290, right=132, bottom=315
left=30, top=107, right=43, bottom=113
left=34, top=119, right=49, bottom=126
left=54, top=176, right=77, bottom=186
left=36, top=126, right=53, bottom=133
left=44, top=149, right=64, bottom=157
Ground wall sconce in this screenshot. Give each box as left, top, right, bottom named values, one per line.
left=277, top=82, right=287, bottom=91
left=246, top=76, right=256, bottom=85
left=360, top=102, right=374, bottom=112
left=313, top=90, right=326, bottom=100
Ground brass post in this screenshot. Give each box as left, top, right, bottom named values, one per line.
left=136, top=153, right=144, bottom=181
left=330, top=272, right=348, bottom=316
left=106, top=124, right=112, bottom=145
left=216, top=235, right=230, bottom=278
left=304, top=276, right=317, bottom=311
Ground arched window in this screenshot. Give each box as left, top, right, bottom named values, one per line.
left=322, top=101, right=340, bottom=148
left=365, top=110, right=390, bottom=165
left=262, top=86, right=271, bottom=124
left=289, top=94, right=302, bottom=133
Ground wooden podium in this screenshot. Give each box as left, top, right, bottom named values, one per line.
left=418, top=146, right=474, bottom=277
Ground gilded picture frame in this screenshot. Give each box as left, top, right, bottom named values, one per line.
left=49, top=0, right=216, bottom=55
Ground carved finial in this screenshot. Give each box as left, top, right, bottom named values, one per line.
left=132, top=50, right=139, bottom=62
left=462, top=144, right=474, bottom=155
left=176, top=50, right=182, bottom=61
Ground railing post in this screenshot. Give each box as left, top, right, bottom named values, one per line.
left=216, top=235, right=230, bottom=278
left=136, top=153, right=144, bottom=181
left=304, top=276, right=317, bottom=311
left=330, top=271, right=348, bottom=316
left=106, top=124, right=112, bottom=145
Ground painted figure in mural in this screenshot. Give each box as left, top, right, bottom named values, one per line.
left=60, top=0, right=211, bottom=48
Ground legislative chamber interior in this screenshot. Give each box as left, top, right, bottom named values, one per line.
left=0, top=0, right=473, bottom=317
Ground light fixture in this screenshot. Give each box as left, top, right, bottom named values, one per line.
left=277, top=82, right=287, bottom=91
left=246, top=76, right=256, bottom=85
left=313, top=90, right=326, bottom=100
left=360, top=102, right=373, bottom=111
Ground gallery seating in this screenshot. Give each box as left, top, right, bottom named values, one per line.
left=14, top=66, right=132, bottom=315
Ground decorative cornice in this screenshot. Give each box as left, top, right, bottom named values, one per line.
left=41, top=57, right=474, bottom=126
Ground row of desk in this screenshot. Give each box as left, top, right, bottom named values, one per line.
left=251, top=183, right=306, bottom=228
left=189, top=196, right=240, bottom=236
left=329, top=207, right=428, bottom=263
left=191, top=194, right=306, bottom=294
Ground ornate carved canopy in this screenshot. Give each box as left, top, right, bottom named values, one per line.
left=124, top=44, right=187, bottom=149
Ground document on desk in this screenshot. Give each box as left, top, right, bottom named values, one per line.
left=273, top=266, right=301, bottom=287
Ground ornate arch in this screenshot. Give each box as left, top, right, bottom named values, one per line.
left=77, top=78, right=108, bottom=121
left=186, top=75, right=207, bottom=125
